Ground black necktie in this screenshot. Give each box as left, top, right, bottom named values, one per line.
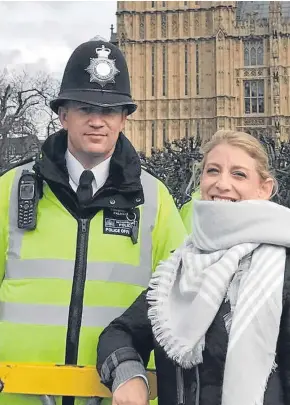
left=77, top=170, right=94, bottom=204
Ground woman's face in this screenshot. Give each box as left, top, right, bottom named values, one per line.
left=200, top=143, right=273, bottom=202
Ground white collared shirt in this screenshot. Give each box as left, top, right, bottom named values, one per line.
left=65, top=149, right=111, bottom=195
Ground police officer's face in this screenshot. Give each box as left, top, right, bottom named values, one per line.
left=59, top=102, right=127, bottom=160
left=200, top=143, right=273, bottom=201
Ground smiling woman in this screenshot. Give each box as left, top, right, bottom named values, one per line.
left=200, top=130, right=275, bottom=202
left=97, top=129, right=290, bottom=405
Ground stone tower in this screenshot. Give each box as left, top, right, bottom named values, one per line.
left=116, top=1, right=290, bottom=154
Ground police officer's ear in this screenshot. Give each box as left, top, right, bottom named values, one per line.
left=58, top=104, right=69, bottom=130
left=120, top=107, right=128, bottom=131
left=122, top=107, right=129, bottom=121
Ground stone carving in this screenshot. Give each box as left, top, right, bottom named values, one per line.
left=218, top=99, right=225, bottom=111
left=249, top=11, right=258, bottom=34
left=172, top=101, right=178, bottom=115
left=274, top=100, right=280, bottom=115
left=273, top=78, right=280, bottom=97
left=270, top=1, right=281, bottom=59
left=272, top=38, right=279, bottom=59
left=273, top=68, right=280, bottom=97
left=244, top=117, right=265, bottom=126
left=217, top=28, right=225, bottom=41
left=183, top=13, right=189, bottom=35
left=120, top=32, right=126, bottom=46
left=243, top=68, right=258, bottom=77
left=151, top=14, right=156, bottom=38
left=129, top=16, right=133, bottom=37
left=140, top=14, right=145, bottom=39
left=172, top=120, right=179, bottom=130
left=270, top=1, right=281, bottom=34
left=161, top=13, right=167, bottom=37
left=172, top=14, right=178, bottom=36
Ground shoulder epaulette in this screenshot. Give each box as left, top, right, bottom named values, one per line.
left=0, top=155, right=39, bottom=177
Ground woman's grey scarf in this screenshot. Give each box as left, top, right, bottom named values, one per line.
left=147, top=200, right=290, bottom=405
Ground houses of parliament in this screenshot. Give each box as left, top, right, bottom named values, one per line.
left=110, top=1, right=290, bottom=155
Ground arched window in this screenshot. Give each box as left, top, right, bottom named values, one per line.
left=244, top=48, right=249, bottom=66
left=250, top=47, right=256, bottom=66
left=152, top=121, right=156, bottom=147
left=185, top=122, right=189, bottom=138
left=257, top=46, right=263, bottom=65
left=244, top=40, right=264, bottom=66
left=163, top=121, right=167, bottom=145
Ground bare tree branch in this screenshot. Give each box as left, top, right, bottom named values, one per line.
left=0, top=69, right=60, bottom=170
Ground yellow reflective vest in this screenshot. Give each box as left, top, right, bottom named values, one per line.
left=179, top=190, right=201, bottom=234
left=0, top=162, right=187, bottom=405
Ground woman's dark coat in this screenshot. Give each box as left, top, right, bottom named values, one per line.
left=97, top=252, right=290, bottom=405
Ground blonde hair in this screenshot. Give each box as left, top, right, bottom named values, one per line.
left=201, top=130, right=277, bottom=194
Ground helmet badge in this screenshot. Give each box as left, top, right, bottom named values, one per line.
left=85, top=45, right=120, bottom=87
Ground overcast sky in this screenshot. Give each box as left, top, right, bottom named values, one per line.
left=0, top=1, right=117, bottom=78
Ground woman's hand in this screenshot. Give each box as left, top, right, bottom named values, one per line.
left=112, top=377, right=149, bottom=405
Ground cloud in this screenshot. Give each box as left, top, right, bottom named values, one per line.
left=0, top=1, right=117, bottom=76
left=0, top=50, right=22, bottom=69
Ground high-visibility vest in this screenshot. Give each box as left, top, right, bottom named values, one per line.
left=0, top=162, right=184, bottom=405
left=179, top=190, right=201, bottom=234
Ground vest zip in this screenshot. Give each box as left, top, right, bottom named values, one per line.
left=63, top=218, right=90, bottom=405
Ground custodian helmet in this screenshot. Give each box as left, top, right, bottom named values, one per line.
left=50, top=39, right=137, bottom=115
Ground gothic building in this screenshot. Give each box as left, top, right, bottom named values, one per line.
left=115, top=1, right=290, bottom=154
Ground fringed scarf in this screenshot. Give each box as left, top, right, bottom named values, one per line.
left=147, top=200, right=290, bottom=405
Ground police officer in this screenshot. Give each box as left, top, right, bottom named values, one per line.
left=0, top=39, right=187, bottom=405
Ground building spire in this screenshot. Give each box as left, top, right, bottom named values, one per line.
left=109, top=24, right=118, bottom=46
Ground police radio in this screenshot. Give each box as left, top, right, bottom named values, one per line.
left=18, top=170, right=39, bottom=230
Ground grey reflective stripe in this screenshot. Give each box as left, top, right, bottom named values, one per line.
left=6, top=259, right=150, bottom=287
left=140, top=169, right=157, bottom=273
left=0, top=302, right=126, bottom=327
